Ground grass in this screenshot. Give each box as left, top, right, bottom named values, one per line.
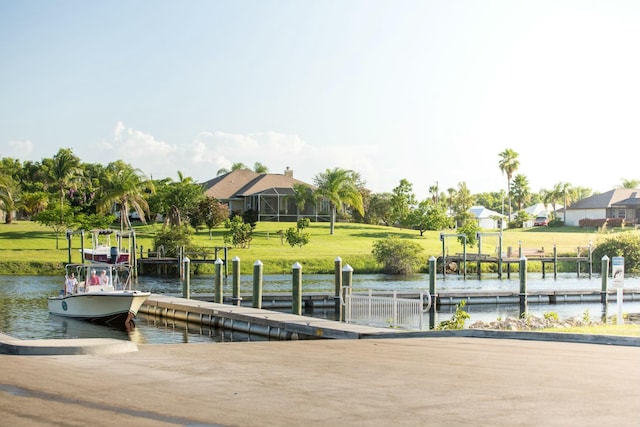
left=0, top=220, right=637, bottom=275
left=541, top=324, right=640, bottom=337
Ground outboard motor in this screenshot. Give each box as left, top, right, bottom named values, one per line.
left=110, top=246, right=119, bottom=264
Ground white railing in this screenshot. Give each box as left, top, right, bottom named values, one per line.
left=342, top=288, right=431, bottom=330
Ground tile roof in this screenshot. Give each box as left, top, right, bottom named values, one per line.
left=201, top=169, right=313, bottom=200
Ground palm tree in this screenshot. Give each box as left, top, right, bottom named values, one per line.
left=289, top=183, right=315, bottom=220
left=511, top=174, right=530, bottom=212
left=498, top=149, right=519, bottom=221
left=216, top=162, right=248, bottom=176
left=619, top=179, right=640, bottom=189
left=313, top=167, right=364, bottom=235
left=253, top=162, right=269, bottom=174
left=98, top=161, right=155, bottom=231
left=47, top=148, right=83, bottom=226
left=0, top=174, right=21, bottom=224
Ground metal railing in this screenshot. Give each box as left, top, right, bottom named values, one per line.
left=341, top=288, right=431, bottom=330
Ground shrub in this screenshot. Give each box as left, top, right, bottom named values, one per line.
left=371, top=236, right=424, bottom=274
left=592, top=232, right=640, bottom=273
left=435, top=300, right=470, bottom=330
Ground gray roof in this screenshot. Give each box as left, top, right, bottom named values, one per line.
left=568, top=188, right=640, bottom=209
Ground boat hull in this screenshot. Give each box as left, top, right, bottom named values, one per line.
left=48, top=291, right=150, bottom=329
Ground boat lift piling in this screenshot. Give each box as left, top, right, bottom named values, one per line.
left=66, top=230, right=85, bottom=264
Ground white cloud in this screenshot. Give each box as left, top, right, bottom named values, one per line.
left=3, top=139, right=34, bottom=159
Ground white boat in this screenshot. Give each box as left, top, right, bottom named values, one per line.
left=48, top=263, right=150, bottom=329
left=82, top=229, right=130, bottom=264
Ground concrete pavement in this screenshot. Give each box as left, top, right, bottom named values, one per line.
left=1, top=336, right=638, bottom=426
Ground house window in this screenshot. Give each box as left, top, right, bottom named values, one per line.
left=613, top=208, right=626, bottom=219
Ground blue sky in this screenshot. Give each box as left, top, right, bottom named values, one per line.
left=1, top=1, right=638, bottom=199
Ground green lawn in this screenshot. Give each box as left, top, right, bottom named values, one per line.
left=0, top=220, right=634, bottom=275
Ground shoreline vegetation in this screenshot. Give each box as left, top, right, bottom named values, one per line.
left=0, top=220, right=626, bottom=275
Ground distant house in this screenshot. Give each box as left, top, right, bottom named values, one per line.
left=469, top=206, right=505, bottom=230
left=564, top=188, right=640, bottom=226
left=522, top=203, right=560, bottom=227
left=201, top=167, right=328, bottom=222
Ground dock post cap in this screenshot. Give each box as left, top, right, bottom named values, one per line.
left=254, top=259, right=263, bottom=266
left=233, top=256, right=240, bottom=261
left=292, top=262, right=302, bottom=269
left=342, top=264, right=353, bottom=272
left=214, top=258, right=224, bottom=264
left=335, top=256, right=342, bottom=262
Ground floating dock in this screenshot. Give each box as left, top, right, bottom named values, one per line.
left=139, top=294, right=403, bottom=340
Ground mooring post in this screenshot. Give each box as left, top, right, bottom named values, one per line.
left=232, top=256, right=242, bottom=306
left=292, top=262, right=302, bottom=315
left=253, top=260, right=263, bottom=309
left=214, top=258, right=224, bottom=304
left=429, top=256, right=438, bottom=330
left=334, top=256, right=342, bottom=317
left=519, top=255, right=528, bottom=316
left=341, top=264, right=353, bottom=322
left=553, top=244, right=558, bottom=279
left=476, top=233, right=482, bottom=279
left=182, top=256, right=191, bottom=299
left=601, top=255, right=609, bottom=304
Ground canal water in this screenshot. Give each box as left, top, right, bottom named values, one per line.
left=1, top=273, right=638, bottom=344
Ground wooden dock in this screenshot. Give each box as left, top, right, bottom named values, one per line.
left=185, top=290, right=640, bottom=309
left=139, top=294, right=404, bottom=340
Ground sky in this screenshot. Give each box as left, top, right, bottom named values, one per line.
left=1, top=0, right=639, bottom=200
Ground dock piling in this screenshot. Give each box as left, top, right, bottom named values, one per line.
left=182, top=256, right=191, bottom=299
left=334, top=257, right=342, bottom=318
left=253, top=260, right=263, bottom=309
left=429, top=256, right=437, bottom=329
left=601, top=255, right=609, bottom=304
left=232, top=256, right=242, bottom=306
left=214, top=258, right=224, bottom=303
left=292, top=262, right=302, bottom=315
left=519, top=256, right=528, bottom=316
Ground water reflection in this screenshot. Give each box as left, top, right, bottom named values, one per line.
left=1, top=273, right=638, bottom=341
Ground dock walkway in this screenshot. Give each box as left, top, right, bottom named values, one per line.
left=140, top=294, right=402, bottom=339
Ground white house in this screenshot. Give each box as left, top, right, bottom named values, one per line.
left=522, top=203, right=561, bottom=227
left=469, top=206, right=505, bottom=230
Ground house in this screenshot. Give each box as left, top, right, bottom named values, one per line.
left=201, top=167, right=328, bottom=222
left=469, top=206, right=505, bottom=230
left=564, top=188, right=640, bottom=226
left=522, top=203, right=560, bottom=227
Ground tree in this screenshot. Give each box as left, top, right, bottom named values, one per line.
left=0, top=174, right=21, bottom=224
left=452, top=182, right=474, bottom=227
left=97, top=161, right=154, bottom=231
left=619, top=179, right=640, bottom=189
left=216, top=162, right=248, bottom=176
left=390, top=179, right=416, bottom=227
left=367, top=192, right=394, bottom=226
left=372, top=236, right=424, bottom=274
left=510, top=174, right=530, bottom=212
left=313, top=167, right=364, bottom=235
left=33, top=205, right=77, bottom=249
left=498, top=148, right=519, bottom=222
left=253, top=162, right=269, bottom=174
left=288, top=183, right=315, bottom=220
left=407, top=200, right=453, bottom=236
left=285, top=227, right=310, bottom=248
left=223, top=215, right=254, bottom=248
left=191, top=196, right=229, bottom=239
left=47, top=148, right=83, bottom=227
